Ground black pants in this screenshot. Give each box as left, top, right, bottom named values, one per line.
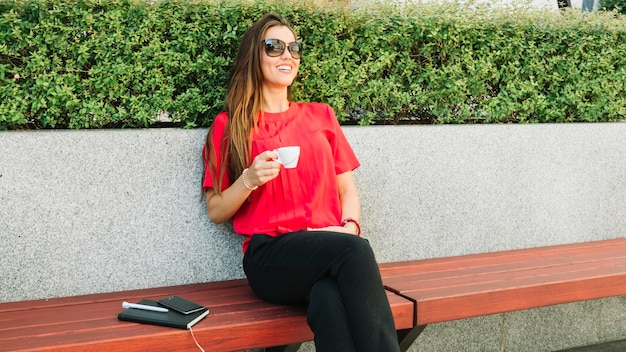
left=243, top=231, right=401, bottom=352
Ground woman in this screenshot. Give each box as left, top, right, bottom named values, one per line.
left=202, top=13, right=400, bottom=352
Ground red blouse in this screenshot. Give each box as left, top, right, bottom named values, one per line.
left=203, top=102, right=360, bottom=253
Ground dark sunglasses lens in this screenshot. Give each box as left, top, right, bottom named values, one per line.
left=265, top=39, right=284, bottom=57
left=288, top=42, right=302, bottom=59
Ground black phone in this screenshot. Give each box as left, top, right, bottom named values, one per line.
left=157, top=295, right=206, bottom=315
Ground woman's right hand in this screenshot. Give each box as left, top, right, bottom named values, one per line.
left=244, top=150, right=282, bottom=188
left=205, top=150, right=281, bottom=224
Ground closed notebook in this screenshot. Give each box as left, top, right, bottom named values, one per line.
left=118, top=299, right=209, bottom=329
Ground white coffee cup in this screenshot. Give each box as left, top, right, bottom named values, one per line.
left=275, top=146, right=300, bottom=169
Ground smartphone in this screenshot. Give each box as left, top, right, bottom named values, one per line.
left=157, top=295, right=206, bottom=315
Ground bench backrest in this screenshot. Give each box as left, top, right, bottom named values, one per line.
left=2, top=123, right=625, bottom=303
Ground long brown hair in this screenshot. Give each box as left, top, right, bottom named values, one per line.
left=203, top=13, right=297, bottom=195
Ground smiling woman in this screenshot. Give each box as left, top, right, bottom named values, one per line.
left=200, top=13, right=401, bottom=352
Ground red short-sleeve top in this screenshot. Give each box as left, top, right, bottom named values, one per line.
left=203, top=102, right=360, bottom=253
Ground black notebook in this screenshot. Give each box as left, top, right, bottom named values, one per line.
left=118, top=299, right=209, bottom=329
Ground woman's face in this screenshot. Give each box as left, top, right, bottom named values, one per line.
left=260, top=25, right=300, bottom=91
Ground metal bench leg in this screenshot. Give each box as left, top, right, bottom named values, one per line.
left=397, top=325, right=427, bottom=352
left=264, top=343, right=302, bottom=352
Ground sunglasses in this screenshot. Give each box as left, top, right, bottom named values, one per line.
left=262, top=38, right=303, bottom=59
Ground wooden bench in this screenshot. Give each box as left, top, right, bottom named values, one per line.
left=385, top=238, right=626, bottom=350
left=2, top=238, right=625, bottom=351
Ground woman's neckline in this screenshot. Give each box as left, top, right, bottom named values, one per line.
left=260, top=102, right=298, bottom=120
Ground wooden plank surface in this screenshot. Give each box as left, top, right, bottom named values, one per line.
left=0, top=277, right=414, bottom=352
left=381, top=238, right=626, bottom=325
left=5, top=238, right=625, bottom=351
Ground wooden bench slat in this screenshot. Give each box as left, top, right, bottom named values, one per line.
left=379, top=238, right=626, bottom=277
left=2, top=298, right=301, bottom=334
left=391, top=262, right=626, bottom=300
left=381, top=248, right=626, bottom=280
left=0, top=279, right=249, bottom=313
left=3, top=308, right=312, bottom=352
left=385, top=293, right=416, bottom=330
left=2, top=284, right=265, bottom=328
left=0, top=299, right=309, bottom=351
left=415, top=270, right=626, bottom=325
left=383, top=256, right=626, bottom=294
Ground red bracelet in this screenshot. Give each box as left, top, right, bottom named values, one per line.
left=341, top=217, right=361, bottom=236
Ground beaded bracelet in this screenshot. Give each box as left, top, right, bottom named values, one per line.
left=341, top=217, right=361, bottom=236
left=241, top=168, right=258, bottom=191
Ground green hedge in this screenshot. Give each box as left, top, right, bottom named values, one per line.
left=602, top=0, right=626, bottom=14
left=1, top=0, right=625, bottom=129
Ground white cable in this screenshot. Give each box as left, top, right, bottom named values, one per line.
left=189, top=326, right=205, bottom=352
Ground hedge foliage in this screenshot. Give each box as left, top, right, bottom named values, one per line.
left=601, top=0, right=626, bottom=14
left=1, top=0, right=625, bottom=129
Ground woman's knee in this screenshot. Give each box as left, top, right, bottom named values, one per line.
left=345, top=235, right=376, bottom=263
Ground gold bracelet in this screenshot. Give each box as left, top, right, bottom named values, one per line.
left=241, top=168, right=258, bottom=191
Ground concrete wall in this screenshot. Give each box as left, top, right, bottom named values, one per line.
left=1, top=123, right=625, bottom=351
